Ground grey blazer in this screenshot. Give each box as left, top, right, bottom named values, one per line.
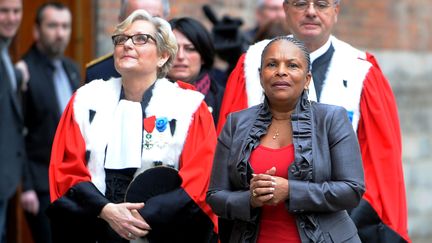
left=0, top=42, right=26, bottom=201
left=207, top=93, right=365, bottom=243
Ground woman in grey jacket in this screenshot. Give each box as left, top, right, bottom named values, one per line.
left=206, top=36, right=365, bottom=243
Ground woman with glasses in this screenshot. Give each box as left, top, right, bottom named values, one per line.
left=207, top=36, right=364, bottom=243
left=48, top=9, right=218, bottom=243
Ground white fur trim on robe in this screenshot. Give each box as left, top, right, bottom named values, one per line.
left=319, top=36, right=371, bottom=131
left=244, top=39, right=270, bottom=107
left=72, top=78, right=204, bottom=194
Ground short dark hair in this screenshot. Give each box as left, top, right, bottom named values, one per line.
left=35, top=2, right=69, bottom=26
left=169, top=17, right=215, bottom=72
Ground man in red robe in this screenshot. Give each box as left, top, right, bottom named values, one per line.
left=217, top=1, right=410, bottom=242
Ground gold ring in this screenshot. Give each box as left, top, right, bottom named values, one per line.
left=252, top=189, right=257, bottom=197
left=128, top=232, right=133, bottom=238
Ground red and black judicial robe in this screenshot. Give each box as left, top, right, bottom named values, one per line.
left=217, top=36, right=410, bottom=243
left=48, top=78, right=218, bottom=242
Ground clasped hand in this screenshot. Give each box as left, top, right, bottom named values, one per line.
left=100, top=202, right=151, bottom=240
left=250, top=167, right=289, bottom=208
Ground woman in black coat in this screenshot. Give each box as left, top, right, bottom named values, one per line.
left=167, top=17, right=224, bottom=126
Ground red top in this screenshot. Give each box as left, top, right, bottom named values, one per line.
left=250, top=144, right=301, bottom=243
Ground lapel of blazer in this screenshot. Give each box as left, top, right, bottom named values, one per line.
left=61, top=58, right=80, bottom=90
left=23, top=45, right=61, bottom=119
left=40, top=55, right=63, bottom=119
left=9, top=87, right=24, bottom=121
left=0, top=40, right=23, bottom=121
left=0, top=58, right=24, bottom=121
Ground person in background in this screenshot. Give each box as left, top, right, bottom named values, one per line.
left=0, top=0, right=26, bottom=242
left=253, top=19, right=290, bottom=43
left=207, top=36, right=365, bottom=242
left=17, top=3, right=81, bottom=243
left=167, top=17, right=224, bottom=126
left=244, top=0, right=286, bottom=44
left=85, top=0, right=170, bottom=83
left=48, top=9, right=218, bottom=242
left=119, top=0, right=169, bottom=21
left=217, top=0, right=410, bottom=242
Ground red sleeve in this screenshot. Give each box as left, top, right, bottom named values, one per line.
left=176, top=80, right=197, bottom=91
left=365, top=52, right=383, bottom=72
left=179, top=100, right=219, bottom=232
left=49, top=93, right=91, bottom=202
left=216, top=54, right=248, bottom=135
left=357, top=58, right=409, bottom=242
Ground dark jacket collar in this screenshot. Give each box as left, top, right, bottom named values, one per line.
left=28, top=44, right=57, bottom=70
left=0, top=36, right=11, bottom=50
left=236, top=91, right=314, bottom=187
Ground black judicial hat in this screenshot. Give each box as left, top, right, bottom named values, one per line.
left=125, top=166, right=182, bottom=203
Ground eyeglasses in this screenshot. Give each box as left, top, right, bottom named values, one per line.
left=286, top=0, right=334, bottom=12
left=111, top=34, right=156, bottom=46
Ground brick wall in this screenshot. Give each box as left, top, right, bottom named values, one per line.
left=94, top=0, right=258, bottom=56
left=335, top=0, right=432, bottom=51
left=95, top=0, right=432, bottom=55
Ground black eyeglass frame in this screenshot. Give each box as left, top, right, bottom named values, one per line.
left=111, top=33, right=156, bottom=46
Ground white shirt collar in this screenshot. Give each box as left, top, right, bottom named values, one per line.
left=310, top=37, right=332, bottom=64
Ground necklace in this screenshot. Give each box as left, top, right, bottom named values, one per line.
left=272, top=128, right=279, bottom=140
left=272, top=116, right=291, bottom=121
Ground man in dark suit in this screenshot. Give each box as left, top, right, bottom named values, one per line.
left=17, top=3, right=80, bottom=243
left=0, top=0, right=25, bottom=242
left=85, top=0, right=170, bottom=82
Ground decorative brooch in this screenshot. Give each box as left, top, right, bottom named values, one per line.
left=143, top=116, right=176, bottom=150
left=155, top=117, right=168, bottom=132
left=143, top=116, right=157, bottom=150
